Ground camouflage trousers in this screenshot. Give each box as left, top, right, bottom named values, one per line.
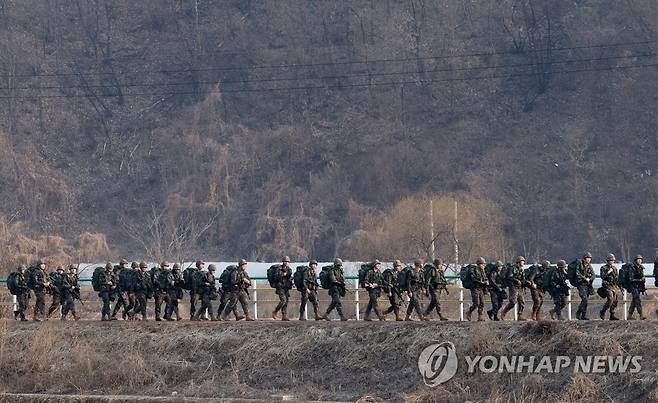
left=299, top=289, right=319, bottom=316
left=16, top=292, right=29, bottom=319
left=112, top=291, right=129, bottom=319
left=216, top=291, right=240, bottom=319
left=468, top=288, right=486, bottom=314
left=504, top=286, right=524, bottom=314
left=406, top=291, right=423, bottom=318
left=165, top=290, right=181, bottom=320
left=424, top=288, right=444, bottom=316
left=61, top=292, right=76, bottom=318
left=47, top=292, right=62, bottom=317
left=575, top=284, right=590, bottom=318
left=153, top=291, right=167, bottom=319
left=135, top=292, right=148, bottom=319
left=126, top=292, right=137, bottom=317
left=274, top=288, right=290, bottom=315
left=34, top=289, right=47, bottom=318
left=550, top=292, right=566, bottom=317
left=99, top=290, right=113, bottom=318
left=365, top=288, right=382, bottom=318
left=600, top=287, right=618, bottom=317
left=195, top=292, right=215, bottom=320
left=325, top=287, right=344, bottom=317
left=530, top=287, right=543, bottom=316
left=629, top=287, right=643, bottom=315
left=488, top=290, right=504, bottom=318
left=223, top=290, right=250, bottom=319
left=384, top=291, right=402, bottom=315
left=189, top=292, right=200, bottom=319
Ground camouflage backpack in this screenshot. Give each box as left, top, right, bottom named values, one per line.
left=423, top=263, right=447, bottom=288
left=119, top=269, right=137, bottom=292
left=157, top=270, right=170, bottom=290
left=566, top=260, right=579, bottom=285
left=182, top=266, right=197, bottom=290
left=26, top=266, right=39, bottom=290
left=541, top=266, right=558, bottom=293
left=293, top=266, right=308, bottom=292
left=6, top=272, right=21, bottom=295
left=319, top=265, right=333, bottom=289
left=91, top=266, right=105, bottom=292
left=267, top=264, right=282, bottom=288
left=150, top=266, right=163, bottom=290
left=397, top=266, right=413, bottom=292
left=460, top=264, right=476, bottom=290
left=618, top=263, right=632, bottom=291
left=358, top=263, right=373, bottom=289
left=219, top=265, right=239, bottom=288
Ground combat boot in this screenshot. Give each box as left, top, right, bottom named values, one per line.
left=377, top=312, right=386, bottom=321
left=599, top=309, right=606, bottom=320
left=271, top=310, right=278, bottom=320
left=100, top=315, right=108, bottom=322
left=610, top=313, right=620, bottom=320
left=220, top=313, right=229, bottom=321
left=339, top=314, right=348, bottom=321
left=281, top=312, right=290, bottom=321
left=245, top=316, right=255, bottom=321
left=155, top=316, right=162, bottom=322
left=499, top=307, right=510, bottom=320
left=638, top=308, right=646, bottom=320
left=363, top=312, right=372, bottom=321
left=61, top=315, right=67, bottom=321
left=517, top=314, right=527, bottom=321
left=486, top=310, right=493, bottom=320
left=438, top=313, right=448, bottom=321
left=20, top=313, right=28, bottom=321
left=314, top=311, right=322, bottom=321
left=13, top=311, right=18, bottom=320
left=477, top=312, right=485, bottom=321
left=465, top=309, right=473, bottom=321
left=234, top=314, right=244, bottom=321
left=322, top=313, right=331, bottom=321
left=299, top=313, right=306, bottom=321
left=405, top=313, right=414, bottom=321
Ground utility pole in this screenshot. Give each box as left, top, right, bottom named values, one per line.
left=429, top=198, right=435, bottom=260
left=453, top=200, right=459, bottom=273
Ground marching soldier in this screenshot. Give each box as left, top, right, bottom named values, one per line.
left=424, top=258, right=449, bottom=321
left=47, top=266, right=66, bottom=318
left=134, top=262, right=153, bottom=321
left=164, top=263, right=184, bottom=321
left=299, top=260, right=321, bottom=321
left=465, top=257, right=488, bottom=321
left=486, top=261, right=506, bottom=321
left=111, top=259, right=131, bottom=320
left=272, top=256, right=293, bottom=321
left=527, top=261, right=547, bottom=321
left=382, top=260, right=404, bottom=321
left=31, top=260, right=51, bottom=322
left=599, top=254, right=620, bottom=320
left=194, top=264, right=218, bottom=321
left=61, top=265, right=80, bottom=321
left=221, top=259, right=254, bottom=321
left=405, top=259, right=428, bottom=321
left=500, top=256, right=527, bottom=321
left=321, top=258, right=348, bottom=321
left=12, top=265, right=30, bottom=321
left=363, top=259, right=384, bottom=321
left=628, top=255, right=646, bottom=320
left=574, top=252, right=595, bottom=320
left=548, top=261, right=569, bottom=320
left=99, top=263, right=116, bottom=321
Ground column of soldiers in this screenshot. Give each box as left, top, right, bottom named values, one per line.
left=5, top=253, right=656, bottom=322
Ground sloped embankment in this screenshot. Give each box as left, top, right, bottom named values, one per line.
left=0, top=320, right=656, bottom=402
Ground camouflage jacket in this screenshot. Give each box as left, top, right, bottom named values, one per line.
left=198, top=271, right=216, bottom=294
left=382, top=268, right=400, bottom=292
left=364, top=269, right=383, bottom=289
left=99, top=270, right=115, bottom=291
left=505, top=264, right=526, bottom=288
left=302, top=266, right=318, bottom=291
left=49, top=272, right=66, bottom=294
left=406, top=268, right=425, bottom=293
left=134, top=271, right=153, bottom=294
left=525, top=265, right=544, bottom=288
left=328, top=266, right=345, bottom=287
left=424, top=264, right=448, bottom=290
left=276, top=266, right=293, bottom=290
left=548, top=269, right=569, bottom=294
left=576, top=260, right=595, bottom=284
left=470, top=267, right=488, bottom=289
left=487, top=268, right=505, bottom=293
left=600, top=264, right=619, bottom=289
left=32, top=268, right=49, bottom=291
left=629, top=264, right=646, bottom=288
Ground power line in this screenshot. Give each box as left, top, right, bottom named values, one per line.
left=5, top=38, right=658, bottom=79
left=1, top=60, right=655, bottom=100
left=2, top=51, right=656, bottom=92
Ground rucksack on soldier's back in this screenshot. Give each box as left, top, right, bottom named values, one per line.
left=618, top=263, right=632, bottom=291
left=460, top=264, right=476, bottom=289
left=397, top=266, right=413, bottom=291
left=567, top=260, right=579, bottom=285
left=358, top=263, right=373, bottom=288
left=150, top=266, right=162, bottom=289
left=219, top=265, right=239, bottom=288
left=541, top=266, right=557, bottom=292
left=293, top=266, right=308, bottom=292
left=319, top=265, right=333, bottom=289
left=119, top=269, right=137, bottom=292
left=267, top=264, right=282, bottom=288
left=7, top=272, right=20, bottom=295
left=91, top=266, right=105, bottom=292
left=182, top=266, right=197, bottom=290
left=26, top=266, right=38, bottom=290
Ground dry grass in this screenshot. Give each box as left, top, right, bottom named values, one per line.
left=0, top=321, right=656, bottom=402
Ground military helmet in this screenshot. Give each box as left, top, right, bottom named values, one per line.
left=372, top=259, right=382, bottom=266
left=131, top=261, right=139, bottom=269
left=238, top=258, right=247, bottom=266
left=414, top=259, right=424, bottom=266
left=393, top=259, right=403, bottom=267
left=634, top=255, right=644, bottom=261
left=139, top=261, right=148, bottom=269
left=606, top=253, right=616, bottom=262
left=173, top=263, right=181, bottom=270
left=282, top=256, right=291, bottom=263
left=495, top=260, right=504, bottom=267
left=475, top=257, right=486, bottom=265
left=433, top=258, right=443, bottom=267
left=557, top=260, right=567, bottom=268
left=309, top=259, right=318, bottom=265
left=208, top=264, right=217, bottom=272
left=36, top=259, right=45, bottom=266
left=583, top=251, right=593, bottom=258
left=119, top=258, right=129, bottom=265
left=69, top=264, right=78, bottom=270
left=105, top=262, right=113, bottom=269
left=161, top=261, right=170, bottom=268
left=516, top=256, right=526, bottom=263
left=56, top=266, right=65, bottom=272
left=18, top=264, right=27, bottom=271
left=334, top=258, right=343, bottom=266
left=541, top=260, right=550, bottom=268
left=195, top=260, right=205, bottom=268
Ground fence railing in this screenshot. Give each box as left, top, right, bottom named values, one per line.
left=0, top=275, right=656, bottom=321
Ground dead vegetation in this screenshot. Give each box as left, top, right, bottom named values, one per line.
left=0, top=321, right=656, bottom=402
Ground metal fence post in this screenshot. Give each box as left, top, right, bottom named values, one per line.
left=253, top=280, right=258, bottom=320
left=623, top=290, right=627, bottom=320
left=12, top=295, right=17, bottom=314
left=567, top=288, right=572, bottom=320
left=355, top=279, right=360, bottom=320
left=459, top=280, right=464, bottom=321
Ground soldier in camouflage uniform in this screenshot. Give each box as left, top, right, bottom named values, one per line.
left=194, top=264, right=218, bottom=321
left=221, top=259, right=254, bottom=321
left=151, top=261, right=170, bottom=321
left=465, top=257, right=489, bottom=321
left=123, top=261, right=140, bottom=318
left=628, top=255, right=646, bottom=320
left=548, top=260, right=569, bottom=320
left=134, top=262, right=153, bottom=321
left=99, top=263, right=116, bottom=321
left=500, top=256, right=527, bottom=321
left=321, top=258, right=348, bottom=321
left=61, top=264, right=80, bottom=321
left=486, top=261, right=506, bottom=321
left=47, top=266, right=66, bottom=318
left=31, top=260, right=51, bottom=322
left=383, top=260, right=404, bottom=321
left=405, top=259, right=428, bottom=321
left=424, top=258, right=449, bottom=321
left=111, top=259, right=131, bottom=320
left=363, top=259, right=385, bottom=321
left=189, top=260, right=205, bottom=320
left=599, top=253, right=620, bottom=320
left=526, top=261, right=547, bottom=321
left=13, top=265, right=30, bottom=321
left=574, top=252, right=595, bottom=320
left=299, top=260, right=321, bottom=321
left=272, top=256, right=293, bottom=321
left=163, top=263, right=184, bottom=321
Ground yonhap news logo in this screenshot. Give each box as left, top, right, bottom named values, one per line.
left=418, top=341, right=642, bottom=387
left=417, top=342, right=459, bottom=386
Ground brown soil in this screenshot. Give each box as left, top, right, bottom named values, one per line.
left=0, top=320, right=657, bottom=402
